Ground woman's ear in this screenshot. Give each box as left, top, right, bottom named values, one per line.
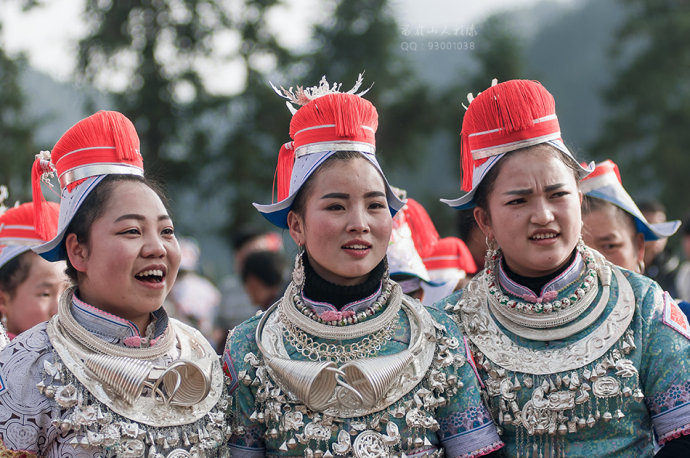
left=473, top=207, right=493, bottom=241
left=65, top=233, right=88, bottom=273
left=287, top=211, right=305, bottom=247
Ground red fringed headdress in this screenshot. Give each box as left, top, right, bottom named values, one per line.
left=272, top=75, right=377, bottom=202
left=423, top=237, right=477, bottom=277
left=255, top=75, right=404, bottom=228
left=403, top=198, right=440, bottom=260
left=460, top=79, right=562, bottom=191
left=0, top=201, right=60, bottom=245
left=442, top=79, right=592, bottom=210
left=31, top=111, right=144, bottom=241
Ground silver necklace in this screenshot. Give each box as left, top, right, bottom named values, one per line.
left=486, top=241, right=598, bottom=315
left=280, top=307, right=399, bottom=363
left=280, top=280, right=403, bottom=340
left=56, top=287, right=176, bottom=359
left=256, top=297, right=425, bottom=412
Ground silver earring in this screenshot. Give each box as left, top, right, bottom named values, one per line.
left=292, top=246, right=305, bottom=289
left=484, top=236, right=500, bottom=272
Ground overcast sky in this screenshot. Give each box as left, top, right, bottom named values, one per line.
left=2, top=0, right=574, bottom=90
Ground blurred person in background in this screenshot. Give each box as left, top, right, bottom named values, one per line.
left=0, top=192, right=65, bottom=348
left=232, top=226, right=283, bottom=273
left=166, top=236, right=221, bottom=342
left=240, top=249, right=287, bottom=309
left=581, top=160, right=679, bottom=273
left=393, top=192, right=476, bottom=305
left=422, top=236, right=477, bottom=304
left=212, top=228, right=285, bottom=352
left=386, top=199, right=437, bottom=303
left=639, top=199, right=682, bottom=295
left=457, top=207, right=487, bottom=273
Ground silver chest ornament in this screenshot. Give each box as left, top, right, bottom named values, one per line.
left=43, top=314, right=229, bottom=457
left=231, top=297, right=463, bottom=457
left=448, top=264, right=644, bottom=457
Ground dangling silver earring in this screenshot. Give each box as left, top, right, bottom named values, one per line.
left=292, top=246, right=305, bottom=289
left=484, top=236, right=500, bottom=272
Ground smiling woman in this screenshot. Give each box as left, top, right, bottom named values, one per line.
left=440, top=79, right=690, bottom=457
left=0, top=111, right=228, bottom=457
left=224, top=76, right=504, bottom=457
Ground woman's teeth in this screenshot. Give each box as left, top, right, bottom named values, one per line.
left=531, top=233, right=557, bottom=240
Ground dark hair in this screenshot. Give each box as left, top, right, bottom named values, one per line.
left=457, top=208, right=479, bottom=241
left=290, top=150, right=368, bottom=216
left=241, top=250, right=286, bottom=287
left=64, top=174, right=170, bottom=282
left=473, top=144, right=581, bottom=211
left=582, top=195, right=637, bottom=236
left=231, top=227, right=266, bottom=251
left=0, top=251, right=33, bottom=299
left=638, top=199, right=666, bottom=216
left=682, top=213, right=690, bottom=236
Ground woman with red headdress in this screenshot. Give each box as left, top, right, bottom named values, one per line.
left=223, top=76, right=503, bottom=457
left=0, top=111, right=227, bottom=456
left=581, top=159, right=680, bottom=274
left=440, top=79, right=690, bottom=456
left=0, top=191, right=64, bottom=348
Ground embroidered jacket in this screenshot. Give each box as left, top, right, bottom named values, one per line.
left=224, top=285, right=503, bottom=458
left=440, top=251, right=690, bottom=457
left=0, top=290, right=227, bottom=457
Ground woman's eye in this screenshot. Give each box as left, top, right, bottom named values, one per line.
left=507, top=198, right=525, bottom=205
left=551, top=191, right=569, bottom=198
left=369, top=201, right=386, bottom=209
left=120, top=228, right=140, bottom=235
left=162, top=228, right=175, bottom=236
left=326, top=203, right=345, bottom=211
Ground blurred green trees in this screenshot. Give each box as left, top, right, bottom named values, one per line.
left=74, top=0, right=443, bottom=239
left=591, top=0, right=690, bottom=217
left=76, top=0, right=298, bottom=233
left=0, top=23, right=38, bottom=200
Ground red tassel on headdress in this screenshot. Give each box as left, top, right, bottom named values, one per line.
left=460, top=133, right=474, bottom=192
left=273, top=142, right=295, bottom=203
left=404, top=198, right=439, bottom=259
left=31, top=155, right=56, bottom=240
left=460, top=80, right=556, bottom=191
left=289, top=93, right=378, bottom=142
left=1, top=201, right=59, bottom=242
left=104, top=110, right=139, bottom=161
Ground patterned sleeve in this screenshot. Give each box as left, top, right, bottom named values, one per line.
left=0, top=324, right=54, bottom=456
left=222, top=315, right=267, bottom=458
left=426, top=307, right=504, bottom=457
left=637, top=281, right=690, bottom=445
